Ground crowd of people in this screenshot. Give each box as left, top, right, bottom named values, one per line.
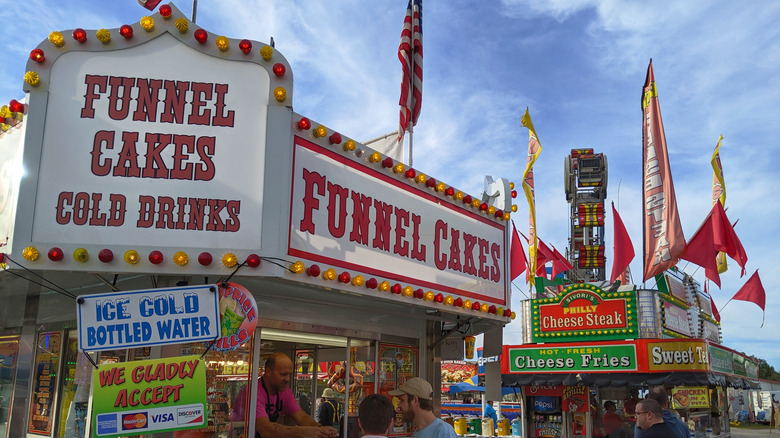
left=592, top=387, right=689, bottom=438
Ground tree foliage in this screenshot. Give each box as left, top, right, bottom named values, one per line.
left=757, top=358, right=780, bottom=381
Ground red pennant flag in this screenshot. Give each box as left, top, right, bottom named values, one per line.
left=681, top=201, right=747, bottom=287
left=535, top=238, right=557, bottom=279
left=510, top=222, right=528, bottom=281
left=705, top=282, right=721, bottom=323
left=642, top=60, right=686, bottom=281
left=550, top=246, right=573, bottom=279
left=610, top=203, right=635, bottom=284
left=731, top=270, right=765, bottom=326
left=138, top=0, right=162, bottom=10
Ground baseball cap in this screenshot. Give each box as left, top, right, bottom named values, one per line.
left=388, top=377, right=433, bottom=400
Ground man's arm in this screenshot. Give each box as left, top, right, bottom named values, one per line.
left=255, top=414, right=338, bottom=438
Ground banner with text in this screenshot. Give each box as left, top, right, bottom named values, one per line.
left=503, top=342, right=638, bottom=374
left=92, top=356, right=206, bottom=437
left=671, top=386, right=709, bottom=409
left=77, top=284, right=219, bottom=351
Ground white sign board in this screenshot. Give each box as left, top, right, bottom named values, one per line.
left=32, top=34, right=268, bottom=251
left=77, top=284, right=220, bottom=352
left=289, top=136, right=507, bottom=305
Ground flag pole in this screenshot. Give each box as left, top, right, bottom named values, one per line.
left=407, top=29, right=415, bottom=167
left=408, top=125, right=414, bottom=166
left=191, top=0, right=198, bottom=23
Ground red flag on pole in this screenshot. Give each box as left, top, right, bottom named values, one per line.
left=705, top=282, right=721, bottom=323
left=681, top=200, right=747, bottom=287
left=398, top=0, right=423, bottom=143
left=535, top=238, right=557, bottom=279
left=550, top=246, right=573, bottom=279
left=641, top=60, right=685, bottom=281
left=510, top=222, right=528, bottom=281
left=138, top=0, right=162, bottom=10
left=610, top=202, right=635, bottom=284
left=731, top=270, right=765, bottom=326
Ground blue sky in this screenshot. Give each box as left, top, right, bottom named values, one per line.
left=2, top=1, right=779, bottom=370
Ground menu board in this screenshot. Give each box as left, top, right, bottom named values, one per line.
left=28, top=332, right=63, bottom=435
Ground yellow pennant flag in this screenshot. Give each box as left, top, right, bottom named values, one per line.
left=711, top=135, right=728, bottom=274
left=521, top=108, right=542, bottom=286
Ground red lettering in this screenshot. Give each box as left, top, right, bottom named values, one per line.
left=108, top=194, right=126, bottom=226
left=394, top=207, right=409, bottom=256
left=212, top=83, right=235, bottom=127
left=137, top=195, right=156, bottom=228
left=170, top=135, right=196, bottom=180
left=372, top=200, right=393, bottom=251
left=434, top=220, right=447, bottom=270
left=56, top=192, right=73, bottom=225
left=91, top=130, right=114, bottom=176
left=462, top=233, right=478, bottom=275
left=326, top=182, right=348, bottom=238
left=225, top=200, right=240, bottom=232
left=160, top=80, right=189, bottom=124
left=490, top=243, right=501, bottom=282
left=194, top=136, right=216, bottom=181
left=478, top=237, right=489, bottom=279
left=108, top=76, right=135, bottom=121
left=113, top=131, right=141, bottom=178
left=155, top=196, right=176, bottom=229
left=206, top=198, right=227, bottom=231
left=72, top=192, right=90, bottom=225
left=300, top=169, right=325, bottom=234
left=89, top=192, right=107, bottom=226
left=448, top=228, right=462, bottom=271
left=349, top=192, right=371, bottom=245
left=188, top=82, right=213, bottom=125
left=142, top=133, right=172, bottom=179
left=187, top=198, right=208, bottom=231
left=410, top=213, right=426, bottom=262
left=132, top=78, right=163, bottom=122
left=81, top=74, right=107, bottom=119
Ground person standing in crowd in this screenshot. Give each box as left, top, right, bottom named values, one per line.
left=390, top=377, right=457, bottom=438
left=318, top=388, right=341, bottom=428
left=255, top=352, right=339, bottom=438
left=358, top=394, right=395, bottom=438
left=602, top=401, right=624, bottom=438
left=634, top=387, right=687, bottom=438
left=484, top=400, right=498, bottom=425
left=634, top=399, right=676, bottom=438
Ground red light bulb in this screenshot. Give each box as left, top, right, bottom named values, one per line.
left=29, top=49, right=45, bottom=63
left=198, top=252, right=213, bottom=265
left=454, top=298, right=463, bottom=307
left=297, top=117, right=311, bottom=130
left=149, top=250, right=164, bottom=264
left=9, top=100, right=24, bottom=113
left=495, top=209, right=503, bottom=218
left=472, top=301, right=481, bottom=310
left=98, top=249, right=114, bottom=263
left=445, top=187, right=455, bottom=196
left=119, top=25, right=133, bottom=39
left=414, top=288, right=424, bottom=299
left=328, top=132, right=342, bottom=145
left=511, top=190, right=517, bottom=198
left=479, top=203, right=488, bottom=211
left=338, top=272, right=351, bottom=283
left=73, top=28, right=87, bottom=42
left=159, top=4, right=173, bottom=17
left=246, top=254, right=261, bottom=267
left=307, top=264, right=321, bottom=277
left=489, top=305, right=497, bottom=314
left=504, top=309, right=512, bottom=317
left=426, top=178, right=436, bottom=188
left=391, top=283, right=402, bottom=294
left=382, top=157, right=393, bottom=168
left=366, top=278, right=378, bottom=289
left=272, top=63, right=286, bottom=77
left=463, top=195, right=472, bottom=204
left=239, top=39, right=252, bottom=54
left=47, top=247, right=64, bottom=261
left=194, top=29, right=208, bottom=44
left=435, top=293, right=444, bottom=303
left=405, top=169, right=416, bottom=179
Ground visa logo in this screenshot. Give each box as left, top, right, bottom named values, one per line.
left=152, top=413, right=174, bottom=423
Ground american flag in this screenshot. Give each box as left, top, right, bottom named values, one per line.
left=398, top=0, right=423, bottom=142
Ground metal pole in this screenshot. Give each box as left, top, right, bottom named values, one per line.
left=192, top=0, right=198, bottom=23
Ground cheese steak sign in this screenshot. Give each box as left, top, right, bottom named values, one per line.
left=288, top=137, right=507, bottom=304
left=531, top=284, right=637, bottom=342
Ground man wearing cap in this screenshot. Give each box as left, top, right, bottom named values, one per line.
left=318, top=388, right=341, bottom=428
left=256, top=352, right=339, bottom=438
left=389, top=377, right=457, bottom=438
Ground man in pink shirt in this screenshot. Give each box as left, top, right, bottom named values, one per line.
left=255, top=353, right=339, bottom=438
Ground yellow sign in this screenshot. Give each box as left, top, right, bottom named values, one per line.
left=645, top=340, right=709, bottom=372
left=671, top=386, right=709, bottom=409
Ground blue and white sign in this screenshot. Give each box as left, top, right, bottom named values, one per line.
left=77, top=284, right=220, bottom=352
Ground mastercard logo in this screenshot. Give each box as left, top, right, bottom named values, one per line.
left=122, top=413, right=148, bottom=430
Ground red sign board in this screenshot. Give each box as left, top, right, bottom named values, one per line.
left=531, top=284, right=637, bottom=342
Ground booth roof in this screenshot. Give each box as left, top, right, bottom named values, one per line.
left=500, top=372, right=759, bottom=389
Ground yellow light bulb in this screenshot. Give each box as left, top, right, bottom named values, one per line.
left=23, top=246, right=39, bottom=261
left=351, top=275, right=365, bottom=286
left=509, top=182, right=515, bottom=189
left=402, top=286, right=414, bottom=297
left=0, top=106, right=8, bottom=118
left=259, top=45, right=273, bottom=60
left=393, top=163, right=405, bottom=174
left=511, top=312, right=516, bottom=320
left=424, top=291, right=435, bottom=301
left=124, top=250, right=139, bottom=264
left=481, top=303, right=489, bottom=312
left=445, top=296, right=454, bottom=305
left=502, top=212, right=511, bottom=221
left=415, top=173, right=426, bottom=184
left=463, top=300, right=472, bottom=309
left=96, top=29, right=111, bottom=43
left=216, top=36, right=229, bottom=51
left=73, top=248, right=89, bottom=262
left=173, top=251, right=188, bottom=266
left=222, top=253, right=238, bottom=267
left=24, top=71, right=40, bottom=86
left=323, top=268, right=337, bottom=281
left=140, top=16, right=155, bottom=31
left=379, top=281, right=390, bottom=292
left=314, top=125, right=327, bottom=138
left=433, top=182, right=444, bottom=192
left=512, top=204, right=518, bottom=212
left=497, top=307, right=504, bottom=315
left=488, top=206, right=496, bottom=215
left=175, top=18, right=188, bottom=32
left=273, top=87, right=286, bottom=102
left=344, top=139, right=356, bottom=151
left=291, top=261, right=305, bottom=274
left=454, top=191, right=464, bottom=201
left=471, top=199, right=481, bottom=208
left=49, top=31, right=65, bottom=47
left=369, top=152, right=382, bottom=163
